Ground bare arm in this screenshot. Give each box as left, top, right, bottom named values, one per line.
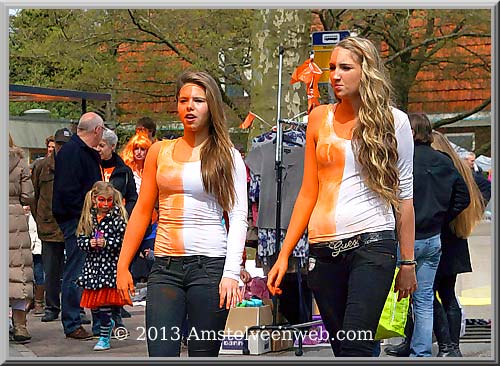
left=267, top=105, right=323, bottom=295
left=117, top=141, right=161, bottom=301
left=394, top=198, right=417, bottom=301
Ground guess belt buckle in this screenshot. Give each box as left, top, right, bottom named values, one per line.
left=328, top=237, right=360, bottom=257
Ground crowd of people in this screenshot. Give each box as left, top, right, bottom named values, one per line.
left=8, top=36, right=491, bottom=358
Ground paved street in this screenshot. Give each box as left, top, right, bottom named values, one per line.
left=5, top=222, right=493, bottom=360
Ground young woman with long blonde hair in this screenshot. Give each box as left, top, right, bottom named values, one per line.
left=431, top=131, right=485, bottom=357
left=267, top=36, right=416, bottom=356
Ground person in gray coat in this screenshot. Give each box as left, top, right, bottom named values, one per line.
left=9, top=134, right=35, bottom=343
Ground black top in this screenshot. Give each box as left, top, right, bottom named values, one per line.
left=52, top=134, right=102, bottom=224
left=413, top=144, right=470, bottom=240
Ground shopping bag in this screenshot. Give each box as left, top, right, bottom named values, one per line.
left=375, top=267, right=410, bottom=340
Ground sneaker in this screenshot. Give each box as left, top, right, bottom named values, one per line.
left=93, top=336, right=110, bottom=351
left=66, top=326, right=93, bottom=340
left=41, top=312, right=59, bottom=322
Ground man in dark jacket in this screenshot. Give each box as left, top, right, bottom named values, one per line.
left=463, top=152, right=491, bottom=205
left=53, top=112, right=104, bottom=339
left=31, top=128, right=72, bottom=323
left=406, top=114, right=470, bottom=357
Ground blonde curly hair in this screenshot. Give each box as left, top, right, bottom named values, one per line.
left=336, top=37, right=400, bottom=210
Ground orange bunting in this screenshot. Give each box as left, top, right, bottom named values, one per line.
left=239, top=112, right=256, bottom=129
left=290, top=58, right=323, bottom=114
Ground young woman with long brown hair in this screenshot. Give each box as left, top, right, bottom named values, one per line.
left=116, top=71, right=248, bottom=357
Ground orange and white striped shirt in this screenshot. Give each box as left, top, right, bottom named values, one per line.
left=154, top=139, right=248, bottom=281
left=308, top=105, right=414, bottom=243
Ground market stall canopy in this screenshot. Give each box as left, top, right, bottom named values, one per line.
left=9, top=84, right=111, bottom=114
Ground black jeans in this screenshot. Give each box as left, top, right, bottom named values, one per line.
left=146, top=256, right=228, bottom=357
left=307, top=236, right=397, bottom=357
left=41, top=241, right=65, bottom=316
left=433, top=273, right=462, bottom=345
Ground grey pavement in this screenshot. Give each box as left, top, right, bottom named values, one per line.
left=6, top=222, right=493, bottom=360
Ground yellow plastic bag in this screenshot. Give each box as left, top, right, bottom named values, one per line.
left=375, top=267, right=410, bottom=340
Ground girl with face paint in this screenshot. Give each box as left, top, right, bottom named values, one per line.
left=75, top=181, right=130, bottom=352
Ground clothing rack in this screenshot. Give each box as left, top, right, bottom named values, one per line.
left=242, top=46, right=319, bottom=357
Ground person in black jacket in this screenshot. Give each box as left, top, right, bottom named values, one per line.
left=431, top=131, right=485, bottom=357
left=95, top=128, right=138, bottom=336
left=53, top=112, right=105, bottom=340
left=97, top=129, right=137, bottom=216
left=463, top=152, right=491, bottom=206
left=408, top=114, right=470, bottom=357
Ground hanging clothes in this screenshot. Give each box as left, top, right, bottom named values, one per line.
left=245, top=129, right=308, bottom=265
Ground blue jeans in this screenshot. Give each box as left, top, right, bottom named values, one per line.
left=145, top=256, right=228, bottom=357
left=410, top=234, right=441, bottom=357
left=59, top=218, right=86, bottom=335
left=32, top=254, right=45, bottom=285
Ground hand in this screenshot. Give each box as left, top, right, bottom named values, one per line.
left=219, top=277, right=242, bottom=309
left=394, top=265, right=417, bottom=302
left=116, top=266, right=135, bottom=305
left=267, top=256, right=289, bottom=296
left=239, top=268, right=252, bottom=284
left=96, top=238, right=105, bottom=248
left=90, top=238, right=97, bottom=248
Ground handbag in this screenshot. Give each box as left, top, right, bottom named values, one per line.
left=375, top=267, right=410, bottom=340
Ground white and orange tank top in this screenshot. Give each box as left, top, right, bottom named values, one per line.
left=154, top=139, right=248, bottom=281
left=308, top=105, right=414, bottom=243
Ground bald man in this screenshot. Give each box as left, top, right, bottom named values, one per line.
left=52, top=112, right=105, bottom=339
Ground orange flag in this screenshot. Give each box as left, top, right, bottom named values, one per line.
left=239, top=112, right=256, bottom=129
left=290, top=58, right=323, bottom=113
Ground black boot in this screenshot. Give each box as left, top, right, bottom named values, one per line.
left=384, top=338, right=411, bottom=357
left=437, top=342, right=461, bottom=357
left=447, top=308, right=463, bottom=357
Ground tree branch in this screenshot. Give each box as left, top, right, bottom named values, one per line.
left=433, top=98, right=491, bottom=128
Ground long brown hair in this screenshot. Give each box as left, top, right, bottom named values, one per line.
left=431, top=131, right=484, bottom=238
left=336, top=37, right=400, bottom=211
left=76, top=181, right=128, bottom=236
left=176, top=71, right=236, bottom=212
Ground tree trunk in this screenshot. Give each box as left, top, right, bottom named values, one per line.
left=248, top=9, right=310, bottom=144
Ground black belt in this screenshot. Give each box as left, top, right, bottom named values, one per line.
left=310, top=230, right=396, bottom=258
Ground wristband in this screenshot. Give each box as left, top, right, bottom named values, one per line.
left=399, top=259, right=417, bottom=266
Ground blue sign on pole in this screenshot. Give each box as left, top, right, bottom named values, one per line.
left=312, top=30, right=351, bottom=46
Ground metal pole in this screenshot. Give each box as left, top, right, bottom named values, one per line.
left=273, top=45, right=285, bottom=326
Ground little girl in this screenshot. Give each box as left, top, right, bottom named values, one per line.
left=76, top=181, right=131, bottom=351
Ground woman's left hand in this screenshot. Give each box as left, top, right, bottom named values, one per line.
left=219, top=277, right=242, bottom=309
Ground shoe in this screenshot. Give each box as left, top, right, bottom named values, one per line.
left=66, top=326, right=93, bottom=340
left=384, top=339, right=411, bottom=357
left=80, top=312, right=91, bottom=325
left=437, top=343, right=461, bottom=357
left=41, top=312, right=59, bottom=322
left=120, top=307, right=132, bottom=318
left=93, top=336, right=111, bottom=351
left=12, top=309, right=31, bottom=344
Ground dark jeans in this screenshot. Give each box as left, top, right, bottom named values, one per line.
left=41, top=241, right=65, bottom=315
left=32, top=254, right=45, bottom=285
left=278, top=271, right=312, bottom=325
left=59, top=218, right=86, bottom=334
left=146, top=256, right=228, bottom=357
left=307, top=236, right=397, bottom=357
left=433, top=274, right=462, bottom=345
